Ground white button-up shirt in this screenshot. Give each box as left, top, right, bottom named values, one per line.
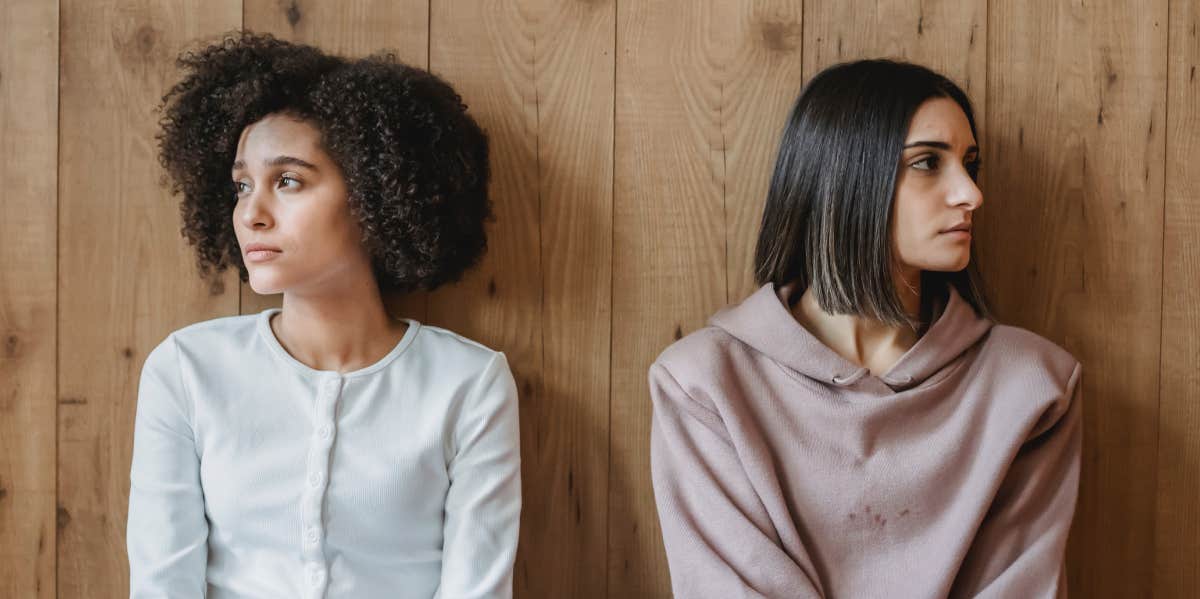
left=127, top=308, right=522, bottom=598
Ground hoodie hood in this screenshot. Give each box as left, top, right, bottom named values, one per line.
left=709, top=282, right=994, bottom=394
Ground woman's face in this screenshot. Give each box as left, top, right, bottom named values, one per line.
left=231, top=113, right=371, bottom=296
left=891, top=97, right=983, bottom=276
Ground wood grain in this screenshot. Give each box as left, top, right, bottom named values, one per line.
left=985, top=1, right=1168, bottom=596
left=611, top=2, right=734, bottom=596
left=506, top=1, right=614, bottom=597
left=240, top=0, right=431, bottom=321
left=427, top=3, right=549, bottom=595
left=803, top=0, right=985, bottom=102
left=1156, top=0, right=1200, bottom=595
left=244, top=0, right=427, bottom=61
left=0, top=2, right=58, bottom=598
left=55, top=2, right=241, bottom=596
left=426, top=0, right=542, bottom=361
left=4, top=1, right=1197, bottom=596
left=723, top=3, right=805, bottom=302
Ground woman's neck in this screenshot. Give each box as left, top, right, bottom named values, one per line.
left=790, top=270, right=923, bottom=377
left=271, top=272, right=408, bottom=374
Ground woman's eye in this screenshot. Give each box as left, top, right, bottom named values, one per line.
left=231, top=176, right=300, bottom=197
left=911, top=156, right=939, bottom=171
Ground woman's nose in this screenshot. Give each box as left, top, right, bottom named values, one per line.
left=952, top=170, right=984, bottom=211
left=238, top=187, right=274, bottom=229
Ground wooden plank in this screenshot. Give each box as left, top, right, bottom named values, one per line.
left=803, top=0, right=986, bottom=99
left=1156, top=0, right=1200, bottom=595
left=425, top=2, right=542, bottom=433
left=985, top=2, right=1167, bottom=596
left=243, top=0, right=427, bottom=62
left=0, top=2, right=58, bottom=598
left=428, top=2, right=607, bottom=596
left=241, top=0, right=430, bottom=322
left=724, top=4, right=806, bottom=302
left=505, top=1, right=613, bottom=597
left=611, top=2, right=736, bottom=596
left=56, top=2, right=242, bottom=596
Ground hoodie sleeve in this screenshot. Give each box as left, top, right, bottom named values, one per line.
left=649, top=363, right=824, bottom=599
left=950, top=362, right=1084, bottom=598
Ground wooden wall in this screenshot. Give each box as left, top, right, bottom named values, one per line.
left=1, top=0, right=1196, bottom=597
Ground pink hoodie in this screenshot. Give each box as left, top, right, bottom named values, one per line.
left=649, top=282, right=1082, bottom=598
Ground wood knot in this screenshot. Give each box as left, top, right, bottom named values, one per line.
left=113, top=24, right=161, bottom=68
left=285, top=1, right=302, bottom=27
left=133, top=24, right=159, bottom=55
left=759, top=21, right=800, bottom=52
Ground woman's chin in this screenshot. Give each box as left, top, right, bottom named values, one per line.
left=916, top=254, right=970, bottom=273
left=247, top=275, right=286, bottom=296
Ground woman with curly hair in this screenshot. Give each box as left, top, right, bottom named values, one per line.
left=126, top=32, right=520, bottom=599
left=649, top=60, right=1082, bottom=598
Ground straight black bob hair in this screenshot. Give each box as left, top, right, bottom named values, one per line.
left=753, top=58, right=993, bottom=330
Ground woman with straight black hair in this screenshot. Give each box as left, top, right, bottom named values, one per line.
left=649, top=59, right=1082, bottom=598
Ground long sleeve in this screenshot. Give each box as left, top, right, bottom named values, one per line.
left=950, top=363, right=1084, bottom=598
left=436, top=352, right=522, bottom=599
left=649, top=363, right=823, bottom=599
left=127, top=335, right=209, bottom=598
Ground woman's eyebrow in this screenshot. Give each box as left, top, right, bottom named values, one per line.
left=231, top=155, right=319, bottom=172
left=903, top=141, right=980, bottom=154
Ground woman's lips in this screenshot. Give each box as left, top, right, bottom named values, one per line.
left=245, top=249, right=281, bottom=262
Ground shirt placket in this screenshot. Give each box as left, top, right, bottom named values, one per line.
left=301, top=374, right=342, bottom=599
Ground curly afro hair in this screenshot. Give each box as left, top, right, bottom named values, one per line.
left=156, top=31, right=491, bottom=293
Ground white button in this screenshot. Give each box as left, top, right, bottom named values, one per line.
left=318, top=425, right=333, bottom=439
left=308, top=471, right=322, bottom=487
left=305, top=527, right=320, bottom=543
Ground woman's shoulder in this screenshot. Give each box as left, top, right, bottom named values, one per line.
left=409, top=324, right=516, bottom=414
left=980, top=323, right=1082, bottom=392
left=652, top=325, right=743, bottom=381
left=159, top=312, right=262, bottom=352
left=410, top=322, right=506, bottom=371
left=144, top=311, right=262, bottom=367
left=985, top=324, right=1078, bottom=364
